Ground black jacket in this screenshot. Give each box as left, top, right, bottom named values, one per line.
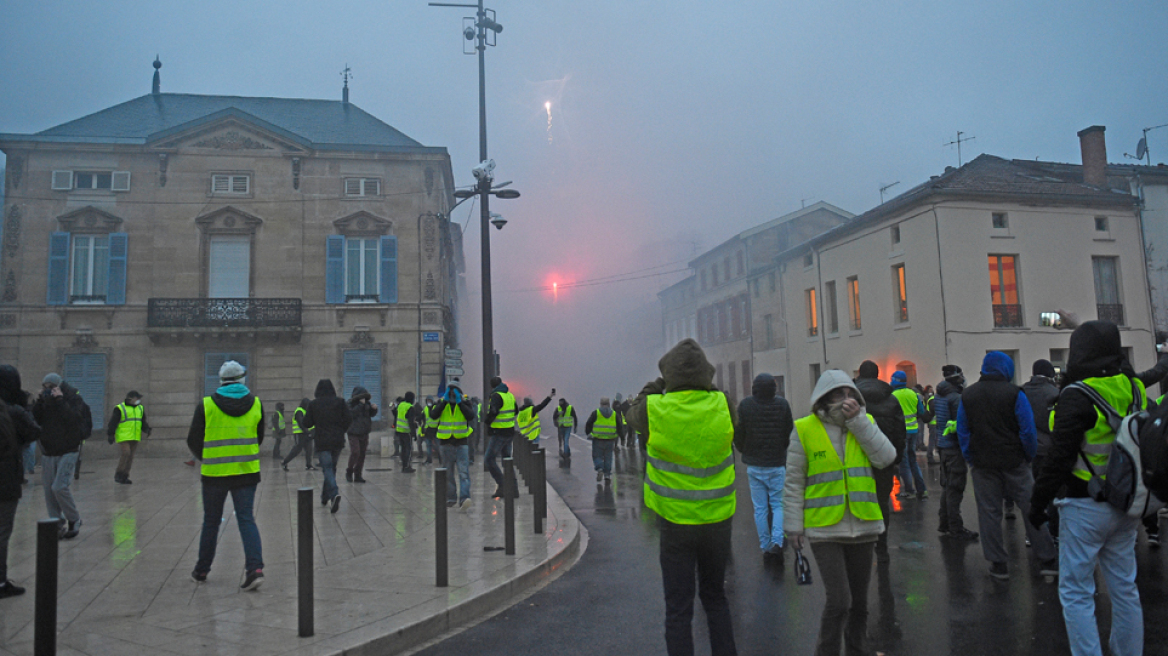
left=33, top=385, right=87, bottom=456
left=1, top=365, right=41, bottom=502
left=347, top=386, right=378, bottom=437
left=853, top=376, right=906, bottom=467
left=1022, top=375, right=1060, bottom=455
left=429, top=398, right=476, bottom=444
left=304, top=379, right=352, bottom=451
left=186, top=386, right=265, bottom=487
left=485, top=384, right=516, bottom=437
left=734, top=374, right=793, bottom=467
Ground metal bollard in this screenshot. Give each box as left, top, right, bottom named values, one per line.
left=297, top=487, right=314, bottom=638
left=35, top=519, right=58, bottom=656
left=533, top=448, right=544, bottom=534
left=537, top=448, right=547, bottom=519
left=435, top=468, right=449, bottom=587
left=522, top=438, right=533, bottom=494
left=504, top=457, right=516, bottom=555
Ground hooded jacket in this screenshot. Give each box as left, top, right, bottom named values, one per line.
left=187, top=382, right=266, bottom=486
left=1022, top=375, right=1060, bottom=455
left=956, top=352, right=1036, bottom=469
left=347, top=386, right=378, bottom=437
left=625, top=338, right=737, bottom=441
left=485, top=382, right=516, bottom=437
left=734, top=373, right=793, bottom=467
left=33, top=383, right=87, bottom=456
left=853, top=374, right=906, bottom=468
left=782, top=370, right=896, bottom=542
left=585, top=405, right=625, bottom=438
left=933, top=378, right=964, bottom=449
left=304, top=379, right=352, bottom=451
left=1, top=365, right=41, bottom=502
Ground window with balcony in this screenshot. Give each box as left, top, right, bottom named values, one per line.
left=806, top=288, right=819, bottom=337
left=847, top=276, right=861, bottom=331
left=989, top=255, right=1022, bottom=327
left=892, top=264, right=908, bottom=324
left=1093, top=256, right=1123, bottom=324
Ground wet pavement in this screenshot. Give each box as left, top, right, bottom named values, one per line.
left=416, top=434, right=1168, bottom=656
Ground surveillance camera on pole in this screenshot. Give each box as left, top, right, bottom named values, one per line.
left=472, top=159, right=495, bottom=184
left=490, top=213, right=507, bottom=230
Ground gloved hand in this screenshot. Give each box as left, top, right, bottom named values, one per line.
left=1028, top=504, right=1049, bottom=529
left=107, top=435, right=114, bottom=445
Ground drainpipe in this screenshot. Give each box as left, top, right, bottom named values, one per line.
left=931, top=204, right=950, bottom=365
left=814, top=244, right=828, bottom=368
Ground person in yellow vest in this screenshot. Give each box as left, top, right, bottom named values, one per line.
left=891, top=371, right=928, bottom=500
left=430, top=382, right=476, bottom=509
left=484, top=376, right=519, bottom=498
left=186, top=360, right=265, bottom=590
left=517, top=393, right=553, bottom=445
left=552, top=398, right=578, bottom=464
left=585, top=398, right=624, bottom=483
left=394, top=391, right=422, bottom=473
left=269, top=402, right=287, bottom=460
left=107, top=390, right=151, bottom=485
left=281, top=398, right=315, bottom=471
left=783, top=369, right=895, bottom=656
left=626, top=338, right=738, bottom=656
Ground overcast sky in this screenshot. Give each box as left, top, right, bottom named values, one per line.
left=3, top=0, right=1167, bottom=404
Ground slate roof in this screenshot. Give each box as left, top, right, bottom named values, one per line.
left=2, top=93, right=441, bottom=153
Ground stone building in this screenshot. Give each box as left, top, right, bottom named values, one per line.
left=0, top=65, right=463, bottom=456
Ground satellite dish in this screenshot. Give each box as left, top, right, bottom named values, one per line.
left=1136, top=137, right=1148, bottom=161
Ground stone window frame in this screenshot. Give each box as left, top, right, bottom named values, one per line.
left=195, top=206, right=264, bottom=298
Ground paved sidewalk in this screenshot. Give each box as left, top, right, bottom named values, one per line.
left=0, top=450, right=580, bottom=656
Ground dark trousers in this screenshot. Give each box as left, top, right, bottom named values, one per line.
left=971, top=463, right=1057, bottom=564
left=873, top=467, right=895, bottom=557
left=115, top=440, right=138, bottom=479
left=0, top=500, right=17, bottom=581
left=938, top=447, right=968, bottom=532
left=196, top=481, right=263, bottom=574
left=395, top=432, right=413, bottom=469
left=486, top=434, right=514, bottom=488
left=346, top=434, right=369, bottom=477
left=925, top=423, right=939, bottom=461
left=810, top=540, right=874, bottom=656
left=1032, top=453, right=1059, bottom=538
left=270, top=431, right=285, bottom=458
left=658, top=516, right=737, bottom=656
left=282, top=432, right=314, bottom=468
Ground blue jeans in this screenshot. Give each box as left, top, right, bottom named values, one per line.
left=747, top=465, right=785, bottom=551
left=1057, top=497, right=1142, bottom=656
left=591, top=438, right=615, bottom=475
left=23, top=442, right=36, bottom=474
left=558, top=426, right=572, bottom=457
left=318, top=449, right=341, bottom=503
left=485, top=434, right=513, bottom=487
left=196, top=482, right=263, bottom=574
left=898, top=431, right=926, bottom=494
left=439, top=442, right=470, bottom=503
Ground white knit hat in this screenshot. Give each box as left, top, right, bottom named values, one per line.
left=219, top=360, right=246, bottom=384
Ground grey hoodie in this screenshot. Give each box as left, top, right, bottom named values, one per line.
left=782, top=369, right=895, bottom=542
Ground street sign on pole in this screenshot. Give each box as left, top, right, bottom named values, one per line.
left=444, top=348, right=463, bottom=358
left=446, top=367, right=465, bottom=377
left=444, top=359, right=463, bottom=368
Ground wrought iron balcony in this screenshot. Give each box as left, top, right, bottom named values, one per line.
left=147, top=298, right=301, bottom=328
left=992, top=304, right=1024, bottom=328
left=1097, top=304, right=1124, bottom=325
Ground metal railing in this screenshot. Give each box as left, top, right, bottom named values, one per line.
left=992, top=304, right=1024, bottom=328
left=1097, top=304, right=1125, bottom=325
left=147, top=298, right=302, bottom=328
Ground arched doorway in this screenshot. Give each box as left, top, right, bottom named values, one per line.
left=896, top=361, right=917, bottom=387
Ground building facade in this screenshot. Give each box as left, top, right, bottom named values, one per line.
left=0, top=77, right=462, bottom=455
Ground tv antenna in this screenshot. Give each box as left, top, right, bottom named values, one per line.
left=943, top=131, right=976, bottom=167
left=800, top=197, right=815, bottom=209
left=1125, top=123, right=1168, bottom=166
left=879, top=181, right=900, bottom=204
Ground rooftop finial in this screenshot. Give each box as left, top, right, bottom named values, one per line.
left=152, top=56, right=162, bottom=96
left=342, top=64, right=351, bottom=104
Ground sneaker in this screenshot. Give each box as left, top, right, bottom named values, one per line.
left=353, top=477, right=367, bottom=483
left=897, top=492, right=913, bottom=499
left=947, top=528, right=979, bottom=541
left=989, top=562, right=1009, bottom=580
left=604, top=475, right=612, bottom=483
left=1025, top=538, right=1032, bottom=547
left=322, top=497, right=329, bottom=506
left=492, top=486, right=504, bottom=499
left=330, top=495, right=341, bottom=514
left=917, top=491, right=929, bottom=500
left=345, top=471, right=353, bottom=482
left=596, top=471, right=603, bottom=482
left=241, top=569, right=263, bottom=591
left=190, top=570, right=208, bottom=583
left=1039, top=560, right=1059, bottom=577
left=0, top=580, right=26, bottom=598
left=62, top=520, right=81, bottom=540
left=306, top=465, right=316, bottom=471
left=1149, top=531, right=1161, bottom=548
left=402, top=467, right=416, bottom=473
left=460, top=498, right=472, bottom=511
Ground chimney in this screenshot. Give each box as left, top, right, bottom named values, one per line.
left=1078, top=125, right=1107, bottom=187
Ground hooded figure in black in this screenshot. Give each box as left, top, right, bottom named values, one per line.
left=853, top=360, right=907, bottom=561
left=346, top=386, right=378, bottom=482
left=0, top=365, right=41, bottom=598
left=735, top=372, right=794, bottom=561
left=303, top=379, right=351, bottom=512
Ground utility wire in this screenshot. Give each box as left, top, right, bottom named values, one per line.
left=501, top=267, right=690, bottom=293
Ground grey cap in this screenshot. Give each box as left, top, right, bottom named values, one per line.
left=42, top=373, right=62, bottom=386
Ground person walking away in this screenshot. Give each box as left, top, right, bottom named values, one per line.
left=626, top=339, right=737, bottom=656
left=1030, top=321, right=1150, bottom=655
left=891, top=371, right=928, bottom=500
left=784, top=370, right=896, bottom=656
left=734, top=373, right=793, bottom=564
left=432, top=383, right=475, bottom=510
left=585, top=398, right=623, bottom=483
left=935, top=366, right=978, bottom=540
left=32, top=373, right=86, bottom=539
left=107, top=390, right=150, bottom=484
left=394, top=392, right=421, bottom=473
left=1022, top=360, right=1061, bottom=542
left=612, top=393, right=626, bottom=452
left=346, top=387, right=377, bottom=482
left=303, top=380, right=351, bottom=512
left=484, top=377, right=519, bottom=498
left=957, top=351, right=1057, bottom=580
left=186, top=361, right=265, bottom=589
left=517, top=393, right=553, bottom=446
left=270, top=403, right=287, bottom=459
left=282, top=398, right=315, bottom=471
left=552, top=398, right=578, bottom=465
left=852, top=361, right=907, bottom=563
left=0, top=365, right=41, bottom=598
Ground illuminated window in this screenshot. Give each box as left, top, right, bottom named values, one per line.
left=989, top=255, right=1022, bottom=327
left=806, top=288, right=818, bottom=337
left=847, top=276, right=861, bottom=330
left=892, top=264, right=908, bottom=323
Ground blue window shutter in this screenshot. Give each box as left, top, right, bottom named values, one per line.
left=380, top=235, right=398, bottom=304
left=365, top=350, right=382, bottom=420
left=326, top=235, right=344, bottom=304
left=342, top=350, right=362, bottom=401
left=64, top=353, right=106, bottom=430
left=47, top=232, right=70, bottom=305
left=106, top=232, right=128, bottom=305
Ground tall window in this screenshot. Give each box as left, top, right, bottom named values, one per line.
left=989, top=255, right=1022, bottom=327
left=810, top=363, right=821, bottom=392
left=71, top=235, right=109, bottom=302
left=1093, top=256, right=1123, bottom=324
left=48, top=230, right=127, bottom=306
left=326, top=234, right=397, bottom=304
left=824, top=281, right=839, bottom=334
left=346, top=238, right=380, bottom=301
left=724, top=257, right=731, bottom=281
left=741, top=360, right=751, bottom=399
left=847, top=276, right=861, bottom=330
left=892, top=264, right=908, bottom=323
left=763, top=314, right=774, bottom=349
left=728, top=362, right=738, bottom=402
left=806, top=288, right=818, bottom=337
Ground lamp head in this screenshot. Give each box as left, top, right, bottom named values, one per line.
left=490, top=213, right=507, bottom=230
left=480, top=18, right=503, bottom=33
left=452, top=189, right=476, bottom=199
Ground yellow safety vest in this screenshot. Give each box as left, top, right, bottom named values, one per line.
left=115, top=403, right=144, bottom=443
left=200, top=396, right=262, bottom=477
left=424, top=407, right=440, bottom=432
left=795, top=414, right=882, bottom=527
left=591, top=409, right=618, bottom=439
left=275, top=411, right=286, bottom=431
left=557, top=404, right=574, bottom=427
left=518, top=406, right=541, bottom=441
left=396, top=402, right=414, bottom=434
left=891, top=388, right=919, bottom=433
left=1071, top=375, right=1146, bottom=482
left=437, top=404, right=472, bottom=439
left=643, top=391, right=736, bottom=525
left=293, top=407, right=306, bottom=434
left=490, top=392, right=517, bottom=429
